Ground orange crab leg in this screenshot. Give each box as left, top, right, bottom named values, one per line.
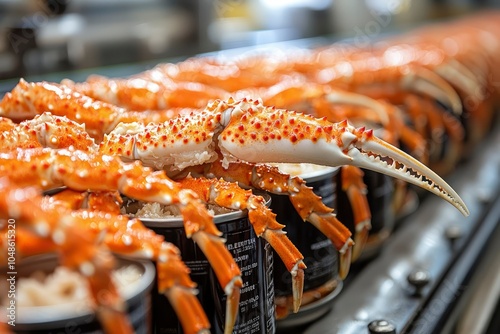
left=0, top=180, right=133, bottom=334
left=0, top=147, right=242, bottom=331
left=0, top=79, right=124, bottom=141
left=69, top=211, right=211, bottom=334
left=0, top=320, right=11, bottom=334
left=177, top=175, right=307, bottom=314
left=0, top=113, right=98, bottom=152
left=62, top=75, right=228, bottom=110
left=316, top=58, right=463, bottom=115
left=340, top=166, right=372, bottom=261
left=195, top=158, right=354, bottom=279
left=43, top=189, right=123, bottom=214
left=0, top=81, right=201, bottom=143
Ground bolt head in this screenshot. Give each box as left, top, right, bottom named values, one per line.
left=407, top=270, right=431, bottom=289
left=368, top=319, right=396, bottom=334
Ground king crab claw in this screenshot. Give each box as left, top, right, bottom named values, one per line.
left=345, top=128, right=469, bottom=216
left=102, top=97, right=468, bottom=218
left=215, top=99, right=469, bottom=217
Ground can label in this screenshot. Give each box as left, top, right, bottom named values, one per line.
left=270, top=169, right=339, bottom=296
left=146, top=214, right=274, bottom=334
left=212, top=218, right=275, bottom=334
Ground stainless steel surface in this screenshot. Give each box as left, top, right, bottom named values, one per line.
left=455, top=221, right=500, bottom=334
left=304, top=118, right=500, bottom=333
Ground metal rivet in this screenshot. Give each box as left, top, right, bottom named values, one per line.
left=368, top=319, right=396, bottom=334
left=407, top=270, right=430, bottom=295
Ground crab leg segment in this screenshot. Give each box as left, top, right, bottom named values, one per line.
left=340, top=166, right=371, bottom=261
left=177, top=176, right=306, bottom=314
left=217, top=99, right=469, bottom=216
left=318, top=60, right=463, bottom=115
left=42, top=189, right=124, bottom=214
left=68, top=211, right=212, bottom=334
left=399, top=66, right=463, bottom=116
left=62, top=75, right=228, bottom=110
left=0, top=79, right=124, bottom=141
left=198, top=159, right=353, bottom=279
left=0, top=113, right=100, bottom=154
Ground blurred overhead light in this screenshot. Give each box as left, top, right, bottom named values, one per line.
left=260, top=0, right=332, bottom=11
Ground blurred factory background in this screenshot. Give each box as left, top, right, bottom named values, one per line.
left=0, top=0, right=499, bottom=81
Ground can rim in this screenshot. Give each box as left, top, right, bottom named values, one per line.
left=276, top=280, right=344, bottom=328
left=2, top=254, right=155, bottom=326
left=138, top=191, right=271, bottom=228
left=300, top=166, right=339, bottom=182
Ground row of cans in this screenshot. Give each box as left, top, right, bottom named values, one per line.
left=8, top=164, right=396, bottom=333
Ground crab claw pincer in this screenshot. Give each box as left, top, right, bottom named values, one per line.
left=217, top=99, right=469, bottom=217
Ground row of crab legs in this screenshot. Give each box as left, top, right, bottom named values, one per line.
left=0, top=96, right=469, bottom=333
left=0, top=76, right=425, bottom=262
left=0, top=113, right=342, bottom=332
left=1, top=10, right=495, bottom=334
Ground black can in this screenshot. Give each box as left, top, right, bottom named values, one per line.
left=269, top=164, right=342, bottom=325
left=2, top=254, right=155, bottom=334
left=138, top=195, right=275, bottom=334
